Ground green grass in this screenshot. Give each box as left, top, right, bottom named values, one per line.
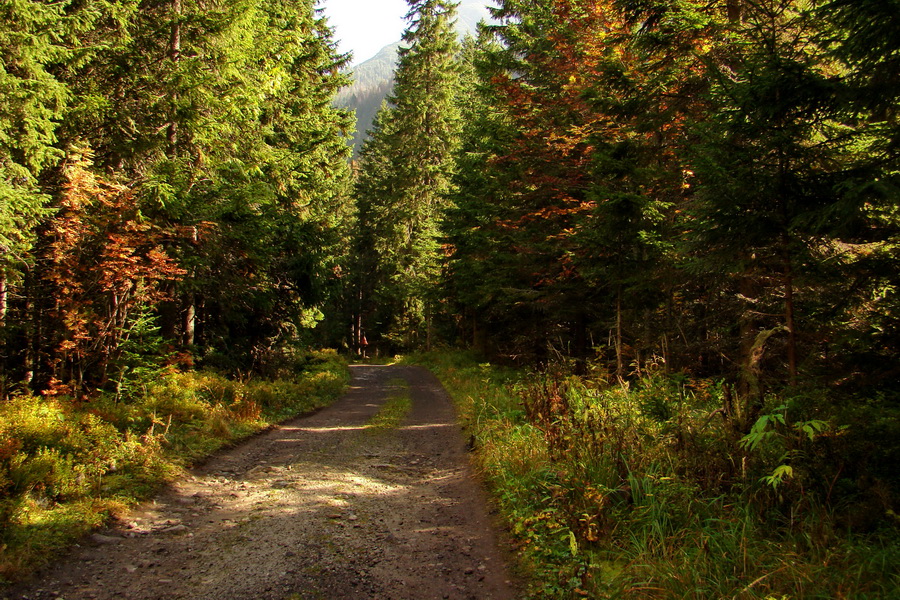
left=410, top=350, right=900, bottom=599
left=0, top=349, right=349, bottom=583
left=367, top=378, right=412, bottom=431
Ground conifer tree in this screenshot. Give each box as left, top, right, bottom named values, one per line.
left=0, top=0, right=354, bottom=386
left=443, top=33, right=521, bottom=352
left=58, top=0, right=353, bottom=366
left=0, top=0, right=95, bottom=317
left=0, top=0, right=130, bottom=388
left=453, top=0, right=658, bottom=364
left=352, top=0, right=462, bottom=349
left=814, top=0, right=900, bottom=385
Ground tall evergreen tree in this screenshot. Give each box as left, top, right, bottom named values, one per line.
left=0, top=0, right=120, bottom=316
left=451, top=0, right=659, bottom=365
left=444, top=30, right=530, bottom=351
left=1, top=0, right=353, bottom=390
left=351, top=0, right=462, bottom=350
left=0, top=0, right=131, bottom=390
left=814, top=0, right=900, bottom=388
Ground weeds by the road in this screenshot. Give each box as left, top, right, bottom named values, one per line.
left=0, top=350, right=349, bottom=582
left=413, top=351, right=900, bottom=599
left=367, top=378, right=412, bottom=432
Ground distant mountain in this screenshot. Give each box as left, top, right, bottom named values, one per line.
left=455, top=0, right=494, bottom=34
left=335, top=42, right=401, bottom=154
left=336, top=1, right=496, bottom=157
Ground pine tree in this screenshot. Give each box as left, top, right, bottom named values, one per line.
left=351, top=0, right=462, bottom=349
left=443, top=32, right=523, bottom=353
left=452, top=0, right=653, bottom=363
left=56, top=0, right=354, bottom=366
left=0, top=0, right=74, bottom=317
left=813, top=0, right=900, bottom=387
left=189, top=0, right=355, bottom=364
left=0, top=0, right=131, bottom=389
left=678, top=1, right=862, bottom=403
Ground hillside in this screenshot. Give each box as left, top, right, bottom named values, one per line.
left=336, top=1, right=495, bottom=156
left=335, top=42, right=401, bottom=154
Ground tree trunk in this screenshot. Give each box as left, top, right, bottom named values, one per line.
left=0, top=273, right=6, bottom=399
left=24, top=271, right=37, bottom=388
left=0, top=274, right=6, bottom=327
left=159, top=287, right=179, bottom=341
left=783, top=253, right=798, bottom=385
left=615, top=287, right=624, bottom=380
left=572, top=309, right=587, bottom=375
left=167, top=0, right=182, bottom=155
left=726, top=0, right=742, bottom=22
left=736, top=272, right=759, bottom=403
left=182, top=296, right=195, bottom=347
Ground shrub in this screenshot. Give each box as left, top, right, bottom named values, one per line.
left=415, top=350, right=900, bottom=599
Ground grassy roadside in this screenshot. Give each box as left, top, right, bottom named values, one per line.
left=0, top=349, right=349, bottom=582
left=411, top=350, right=900, bottom=599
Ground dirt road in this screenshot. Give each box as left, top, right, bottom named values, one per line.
left=5, top=365, right=518, bottom=600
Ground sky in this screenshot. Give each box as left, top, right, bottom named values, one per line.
left=321, top=0, right=412, bottom=66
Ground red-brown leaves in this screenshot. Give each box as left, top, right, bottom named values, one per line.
left=41, top=155, right=185, bottom=395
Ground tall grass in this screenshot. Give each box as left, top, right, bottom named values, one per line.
left=0, top=349, right=349, bottom=582
left=414, top=351, right=900, bottom=599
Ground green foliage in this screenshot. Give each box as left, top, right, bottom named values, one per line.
left=350, top=0, right=463, bottom=351
left=0, top=0, right=69, bottom=269
left=1, top=0, right=354, bottom=396
left=418, top=350, right=900, bottom=599
left=113, top=307, right=172, bottom=403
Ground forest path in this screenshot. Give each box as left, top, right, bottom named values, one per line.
left=6, top=365, right=518, bottom=600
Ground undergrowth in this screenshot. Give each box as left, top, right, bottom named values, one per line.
left=0, top=349, right=349, bottom=582
left=412, top=350, right=900, bottom=599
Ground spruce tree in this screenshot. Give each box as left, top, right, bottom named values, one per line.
left=0, top=1, right=75, bottom=308
left=352, top=0, right=462, bottom=349
left=443, top=33, right=521, bottom=352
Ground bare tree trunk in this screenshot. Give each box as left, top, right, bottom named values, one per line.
left=0, top=273, right=6, bottom=400
left=736, top=271, right=759, bottom=401
left=24, top=271, right=37, bottom=388
left=167, top=0, right=182, bottom=154
left=784, top=255, right=798, bottom=385
left=354, top=297, right=362, bottom=354
left=182, top=297, right=195, bottom=347
left=0, top=273, right=7, bottom=327
left=726, top=0, right=742, bottom=22
left=159, top=281, right=179, bottom=341
left=615, top=287, right=624, bottom=380
left=170, top=0, right=181, bottom=57
left=180, top=227, right=198, bottom=349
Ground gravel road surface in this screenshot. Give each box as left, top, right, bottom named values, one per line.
left=4, top=364, right=518, bottom=600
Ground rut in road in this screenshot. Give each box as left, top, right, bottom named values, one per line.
left=6, top=365, right=518, bottom=600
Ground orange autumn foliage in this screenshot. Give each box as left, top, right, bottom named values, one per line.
left=42, top=153, right=185, bottom=396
